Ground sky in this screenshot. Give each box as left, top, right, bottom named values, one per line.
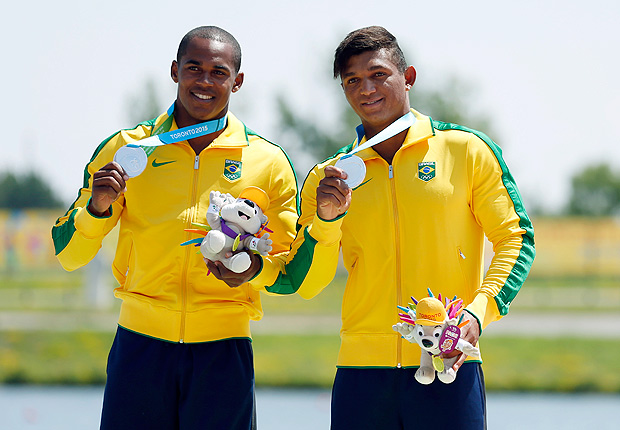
left=2, top=0, right=619, bottom=213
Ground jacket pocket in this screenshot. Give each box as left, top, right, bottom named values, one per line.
left=456, top=246, right=473, bottom=303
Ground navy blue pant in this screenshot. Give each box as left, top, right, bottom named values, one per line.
left=331, top=363, right=486, bottom=430
left=100, top=326, right=255, bottom=430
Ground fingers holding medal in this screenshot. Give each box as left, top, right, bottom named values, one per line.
left=90, top=161, right=129, bottom=216
left=316, top=164, right=354, bottom=221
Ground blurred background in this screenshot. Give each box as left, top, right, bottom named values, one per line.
left=1, top=0, right=619, bottom=428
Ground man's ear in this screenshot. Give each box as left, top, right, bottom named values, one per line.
left=171, top=60, right=179, bottom=83
left=404, top=65, right=416, bottom=90
left=232, top=72, right=244, bottom=93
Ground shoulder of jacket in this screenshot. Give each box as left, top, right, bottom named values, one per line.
left=245, top=127, right=294, bottom=158
left=431, top=119, right=494, bottom=143
left=431, top=119, right=506, bottom=165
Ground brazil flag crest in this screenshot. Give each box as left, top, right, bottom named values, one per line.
left=418, top=162, right=436, bottom=182
left=224, top=159, right=242, bottom=181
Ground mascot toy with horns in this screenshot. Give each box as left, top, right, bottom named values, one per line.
left=181, top=187, right=273, bottom=274
left=393, top=289, right=481, bottom=385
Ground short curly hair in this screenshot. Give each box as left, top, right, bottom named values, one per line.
left=333, top=26, right=407, bottom=79
left=177, top=26, right=242, bottom=73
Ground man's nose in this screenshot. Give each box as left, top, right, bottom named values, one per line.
left=360, top=79, right=375, bottom=95
left=198, top=72, right=214, bottom=86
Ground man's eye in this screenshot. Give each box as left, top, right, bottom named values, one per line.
left=346, top=78, right=358, bottom=85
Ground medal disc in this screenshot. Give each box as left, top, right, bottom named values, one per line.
left=334, top=155, right=366, bottom=188
left=113, top=144, right=147, bottom=178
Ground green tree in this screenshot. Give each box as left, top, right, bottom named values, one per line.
left=566, top=163, right=620, bottom=216
left=0, top=171, right=63, bottom=209
left=412, top=77, right=495, bottom=136
left=125, top=77, right=164, bottom=125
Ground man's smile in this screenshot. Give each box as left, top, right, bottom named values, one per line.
left=361, top=98, right=383, bottom=106
left=192, top=92, right=214, bottom=100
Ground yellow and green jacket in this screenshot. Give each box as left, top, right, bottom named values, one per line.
left=52, top=110, right=298, bottom=343
left=251, top=109, right=535, bottom=368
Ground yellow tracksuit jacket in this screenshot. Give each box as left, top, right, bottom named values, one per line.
left=52, top=110, right=298, bottom=343
left=251, top=109, right=535, bottom=367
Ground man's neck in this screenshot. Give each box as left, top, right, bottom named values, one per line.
left=186, top=130, right=225, bottom=155
left=372, top=129, right=409, bottom=165
left=361, top=109, right=412, bottom=165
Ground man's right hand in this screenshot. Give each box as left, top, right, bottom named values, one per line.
left=88, top=161, right=128, bottom=217
left=316, top=165, right=352, bottom=220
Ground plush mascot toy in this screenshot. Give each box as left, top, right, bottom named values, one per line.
left=181, top=186, right=273, bottom=273
left=392, top=289, right=481, bottom=384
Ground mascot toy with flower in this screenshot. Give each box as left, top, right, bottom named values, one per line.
left=392, top=289, right=481, bottom=385
left=181, top=186, right=273, bottom=273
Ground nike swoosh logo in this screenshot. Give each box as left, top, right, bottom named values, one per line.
left=152, top=159, right=176, bottom=168
left=352, top=178, right=372, bottom=191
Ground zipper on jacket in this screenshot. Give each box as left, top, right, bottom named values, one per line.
left=389, top=163, right=403, bottom=367
left=179, top=154, right=202, bottom=342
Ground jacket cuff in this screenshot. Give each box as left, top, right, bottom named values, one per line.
left=248, top=254, right=279, bottom=291
left=465, top=293, right=499, bottom=332
left=307, top=213, right=344, bottom=245
left=74, top=204, right=112, bottom=238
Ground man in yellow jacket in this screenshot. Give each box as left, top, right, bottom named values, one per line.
left=248, top=26, right=535, bottom=429
left=52, top=26, right=298, bottom=429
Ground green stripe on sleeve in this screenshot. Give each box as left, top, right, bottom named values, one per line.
left=265, top=227, right=318, bottom=295
left=51, top=209, right=78, bottom=255
left=432, top=120, right=536, bottom=315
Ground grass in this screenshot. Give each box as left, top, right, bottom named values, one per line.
left=0, top=269, right=84, bottom=290
left=2, top=330, right=620, bottom=393
left=2, top=270, right=619, bottom=391
left=0, top=331, right=113, bottom=385
left=481, top=336, right=620, bottom=393
left=260, top=278, right=345, bottom=315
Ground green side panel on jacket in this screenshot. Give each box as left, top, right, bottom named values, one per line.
left=432, top=120, right=536, bottom=316
left=265, top=227, right=318, bottom=295
left=52, top=209, right=78, bottom=255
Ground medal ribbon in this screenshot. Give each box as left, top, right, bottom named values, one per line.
left=131, top=103, right=228, bottom=156
left=341, top=111, right=416, bottom=160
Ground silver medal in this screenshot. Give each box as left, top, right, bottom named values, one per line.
left=334, top=155, right=366, bottom=189
left=113, top=144, right=148, bottom=178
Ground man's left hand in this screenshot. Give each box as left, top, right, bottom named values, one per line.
left=441, top=310, right=480, bottom=372
left=205, top=252, right=261, bottom=288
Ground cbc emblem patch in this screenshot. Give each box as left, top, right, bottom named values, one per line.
left=418, top=162, right=436, bottom=182
left=224, top=159, right=242, bottom=181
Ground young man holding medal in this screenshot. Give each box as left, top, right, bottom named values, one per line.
left=52, top=26, right=298, bottom=429
left=247, top=26, right=535, bottom=429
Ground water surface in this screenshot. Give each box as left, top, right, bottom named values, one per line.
left=0, top=386, right=618, bottom=429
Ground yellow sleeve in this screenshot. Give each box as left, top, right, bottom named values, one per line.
left=52, top=133, right=125, bottom=271
left=250, top=164, right=343, bottom=299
